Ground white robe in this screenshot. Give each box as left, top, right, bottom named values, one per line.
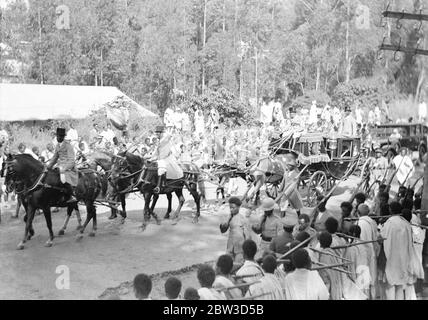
left=246, top=274, right=285, bottom=300
left=284, top=269, right=329, bottom=300
left=213, top=276, right=242, bottom=299
left=198, top=287, right=227, bottom=300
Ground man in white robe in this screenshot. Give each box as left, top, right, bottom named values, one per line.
left=236, top=240, right=265, bottom=284
left=380, top=204, right=424, bottom=300
left=246, top=255, right=285, bottom=300
left=284, top=249, right=329, bottom=300
left=213, top=255, right=242, bottom=299
left=197, top=265, right=226, bottom=300
left=357, top=204, right=380, bottom=299
left=392, top=147, right=414, bottom=186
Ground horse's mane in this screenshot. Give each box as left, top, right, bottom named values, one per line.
left=14, top=154, right=44, bottom=170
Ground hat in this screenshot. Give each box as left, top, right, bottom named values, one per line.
left=261, top=198, right=276, bottom=211
left=155, top=126, right=165, bottom=133
left=282, top=214, right=298, bottom=228
left=375, top=148, right=383, bottom=154
left=399, top=146, right=408, bottom=152
left=56, top=128, right=66, bottom=136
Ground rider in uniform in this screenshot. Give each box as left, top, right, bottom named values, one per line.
left=46, top=128, right=78, bottom=203
left=150, top=126, right=184, bottom=194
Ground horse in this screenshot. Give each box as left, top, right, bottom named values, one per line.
left=80, top=151, right=127, bottom=220
left=110, top=152, right=203, bottom=230
left=1, top=154, right=103, bottom=249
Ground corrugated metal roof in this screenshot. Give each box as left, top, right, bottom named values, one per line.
left=0, top=83, right=158, bottom=121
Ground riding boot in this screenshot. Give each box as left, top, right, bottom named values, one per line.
left=65, top=184, right=78, bottom=203
left=154, top=174, right=166, bottom=194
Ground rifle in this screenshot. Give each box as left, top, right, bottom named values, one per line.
left=331, top=238, right=386, bottom=250
left=385, top=156, right=405, bottom=193
left=400, top=166, right=414, bottom=187
left=311, top=261, right=352, bottom=275
left=309, top=247, right=352, bottom=262
left=274, top=164, right=310, bottom=204
left=278, top=234, right=317, bottom=260
left=217, top=280, right=260, bottom=292
left=310, top=160, right=357, bottom=223
left=409, top=175, right=423, bottom=191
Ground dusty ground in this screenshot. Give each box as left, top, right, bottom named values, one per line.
left=0, top=161, right=423, bottom=300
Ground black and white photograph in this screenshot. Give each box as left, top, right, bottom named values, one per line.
left=0, top=0, right=428, bottom=304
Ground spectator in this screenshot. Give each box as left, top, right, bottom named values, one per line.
left=235, top=240, right=264, bottom=284
left=284, top=249, right=329, bottom=300
left=213, top=254, right=242, bottom=299
left=246, top=255, right=285, bottom=300
left=164, top=277, right=182, bottom=300
left=184, top=287, right=200, bottom=300
left=197, top=265, right=226, bottom=300
left=133, top=274, right=152, bottom=300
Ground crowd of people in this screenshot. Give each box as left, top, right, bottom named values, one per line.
left=0, top=96, right=425, bottom=301
left=127, top=177, right=425, bottom=300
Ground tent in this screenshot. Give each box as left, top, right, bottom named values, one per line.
left=0, top=83, right=158, bottom=122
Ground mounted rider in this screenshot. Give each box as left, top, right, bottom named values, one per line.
left=149, top=126, right=184, bottom=194
left=45, top=128, right=78, bottom=203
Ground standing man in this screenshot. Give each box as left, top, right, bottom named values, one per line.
left=66, top=122, right=79, bottom=150
left=46, top=128, right=78, bottom=203
left=220, top=197, right=247, bottom=263
left=269, top=215, right=298, bottom=255
left=373, top=148, right=389, bottom=182
left=380, top=202, right=424, bottom=300
left=357, top=204, right=380, bottom=300
left=340, top=107, right=358, bottom=137
left=252, top=198, right=283, bottom=259
left=393, top=147, right=414, bottom=186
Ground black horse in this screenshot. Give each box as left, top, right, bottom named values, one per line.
left=110, top=152, right=203, bottom=230
left=81, top=151, right=127, bottom=220
left=1, top=154, right=103, bottom=249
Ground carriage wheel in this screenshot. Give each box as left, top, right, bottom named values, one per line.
left=307, top=171, right=328, bottom=207
left=265, top=183, right=280, bottom=200
left=360, top=157, right=375, bottom=194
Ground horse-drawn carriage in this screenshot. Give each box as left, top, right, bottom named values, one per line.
left=269, top=132, right=372, bottom=206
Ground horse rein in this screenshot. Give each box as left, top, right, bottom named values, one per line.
left=3, top=159, right=46, bottom=195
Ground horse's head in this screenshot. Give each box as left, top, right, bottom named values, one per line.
left=2, top=153, right=18, bottom=193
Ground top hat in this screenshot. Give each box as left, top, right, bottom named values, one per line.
left=56, top=128, right=66, bottom=136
